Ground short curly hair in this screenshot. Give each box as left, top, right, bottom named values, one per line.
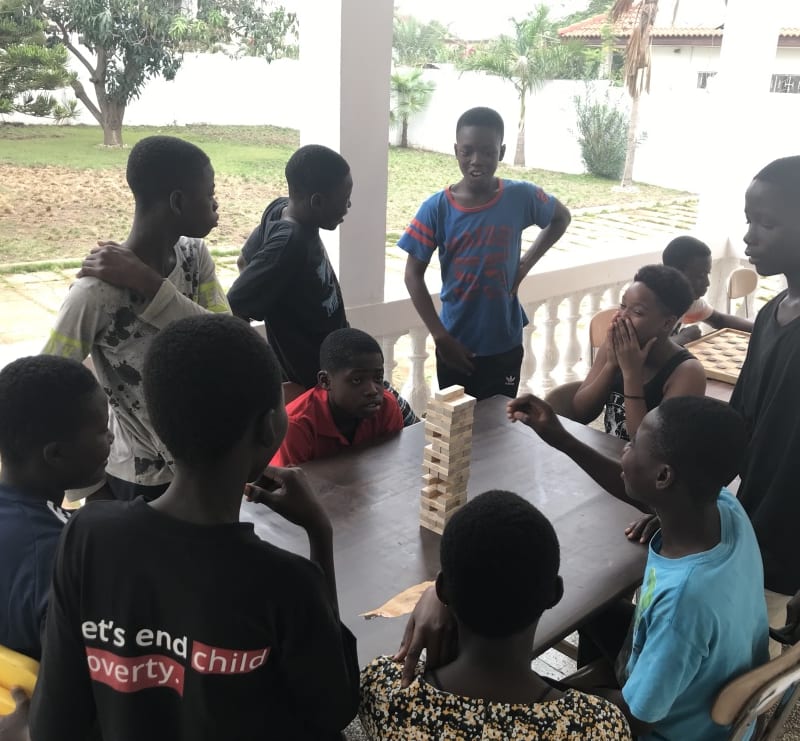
left=456, top=107, right=505, bottom=141
left=633, top=264, right=694, bottom=318
left=662, top=236, right=712, bottom=271
left=651, top=397, right=747, bottom=498
left=0, top=356, right=99, bottom=464
left=440, top=490, right=560, bottom=638
left=319, top=328, right=382, bottom=374
left=143, top=315, right=283, bottom=465
left=126, top=136, right=211, bottom=208
left=285, top=145, right=351, bottom=198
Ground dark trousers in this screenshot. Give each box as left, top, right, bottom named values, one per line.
left=436, top=345, right=524, bottom=401
left=102, top=473, right=170, bottom=503
left=577, top=598, right=636, bottom=673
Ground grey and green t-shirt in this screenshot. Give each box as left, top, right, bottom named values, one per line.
left=43, top=238, right=229, bottom=489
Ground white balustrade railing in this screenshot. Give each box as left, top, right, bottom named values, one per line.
left=346, top=247, right=754, bottom=416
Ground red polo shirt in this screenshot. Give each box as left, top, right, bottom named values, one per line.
left=271, top=387, right=404, bottom=467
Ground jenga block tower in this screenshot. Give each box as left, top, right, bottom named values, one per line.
left=420, top=385, right=476, bottom=534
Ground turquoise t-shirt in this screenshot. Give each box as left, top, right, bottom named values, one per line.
left=622, top=490, right=769, bottom=741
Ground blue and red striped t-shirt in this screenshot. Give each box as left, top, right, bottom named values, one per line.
left=398, top=179, right=555, bottom=356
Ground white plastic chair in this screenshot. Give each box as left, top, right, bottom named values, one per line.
left=727, top=268, right=759, bottom=317
left=712, top=640, right=800, bottom=741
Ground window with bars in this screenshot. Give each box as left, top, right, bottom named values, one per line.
left=770, top=74, right=800, bottom=94
left=697, top=71, right=717, bottom=89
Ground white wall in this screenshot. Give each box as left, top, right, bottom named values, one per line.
left=393, top=67, right=612, bottom=176
left=7, top=43, right=800, bottom=193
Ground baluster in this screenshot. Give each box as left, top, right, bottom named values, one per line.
left=379, top=333, right=402, bottom=386
left=520, top=301, right=543, bottom=393
left=586, top=288, right=605, bottom=368
left=563, top=292, right=584, bottom=382
left=401, top=326, right=431, bottom=416
left=541, top=297, right=562, bottom=393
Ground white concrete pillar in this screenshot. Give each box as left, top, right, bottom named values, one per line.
left=696, top=0, right=781, bottom=262
left=297, top=0, right=393, bottom=307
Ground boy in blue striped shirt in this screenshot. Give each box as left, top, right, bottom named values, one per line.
left=400, top=107, right=571, bottom=399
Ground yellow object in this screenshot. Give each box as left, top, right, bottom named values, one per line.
left=0, top=687, right=17, bottom=714
left=0, top=645, right=39, bottom=715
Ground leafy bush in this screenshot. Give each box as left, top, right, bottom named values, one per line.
left=574, top=89, right=629, bottom=179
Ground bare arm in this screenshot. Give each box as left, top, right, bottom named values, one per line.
left=573, top=339, right=618, bottom=422
left=404, top=255, right=474, bottom=374
left=247, top=467, right=339, bottom=613
left=404, top=254, right=448, bottom=340
left=661, top=358, right=707, bottom=399
left=507, top=395, right=649, bottom=512
left=705, top=310, right=754, bottom=333
left=514, top=200, right=571, bottom=292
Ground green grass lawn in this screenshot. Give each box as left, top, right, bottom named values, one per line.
left=0, top=123, right=687, bottom=265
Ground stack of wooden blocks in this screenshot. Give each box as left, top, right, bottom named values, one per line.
left=419, top=385, right=476, bottom=534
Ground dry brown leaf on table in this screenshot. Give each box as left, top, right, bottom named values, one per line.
left=360, top=581, right=435, bottom=620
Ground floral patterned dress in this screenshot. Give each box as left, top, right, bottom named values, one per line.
left=359, top=656, right=632, bottom=740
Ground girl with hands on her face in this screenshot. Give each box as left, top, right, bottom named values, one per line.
left=572, top=265, right=706, bottom=440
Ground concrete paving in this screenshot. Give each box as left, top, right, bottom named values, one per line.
left=0, top=200, right=701, bottom=368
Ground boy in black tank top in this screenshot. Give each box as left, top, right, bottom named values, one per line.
left=573, top=265, right=706, bottom=440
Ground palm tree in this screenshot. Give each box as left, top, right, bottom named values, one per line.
left=458, top=5, right=568, bottom=166
left=392, top=15, right=449, bottom=68
left=611, top=0, right=679, bottom=187
left=390, top=68, right=436, bottom=148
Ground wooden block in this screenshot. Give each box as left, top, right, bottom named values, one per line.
left=447, top=394, right=477, bottom=411
left=422, top=462, right=470, bottom=483
left=424, top=446, right=471, bottom=468
left=424, top=419, right=473, bottom=438
left=428, top=424, right=471, bottom=439
left=429, top=438, right=472, bottom=457
left=421, top=489, right=466, bottom=513
left=421, top=478, right=468, bottom=497
left=434, top=385, right=465, bottom=401
left=426, top=404, right=475, bottom=420
left=419, top=506, right=460, bottom=534
left=428, top=396, right=477, bottom=416
left=421, top=459, right=450, bottom=477
left=424, top=412, right=461, bottom=428
left=427, top=428, right=472, bottom=446
left=425, top=441, right=470, bottom=458
left=434, top=481, right=468, bottom=496
left=427, top=399, right=476, bottom=416
left=419, top=519, right=444, bottom=535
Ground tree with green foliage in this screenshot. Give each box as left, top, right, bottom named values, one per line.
left=25, top=0, right=296, bottom=146
left=458, top=5, right=569, bottom=166
left=392, top=14, right=448, bottom=68
left=560, top=0, right=613, bottom=27
left=390, top=67, right=435, bottom=148
left=0, top=0, right=76, bottom=119
left=574, top=87, right=628, bottom=178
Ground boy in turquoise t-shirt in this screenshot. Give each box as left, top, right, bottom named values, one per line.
left=506, top=394, right=768, bottom=740
left=400, top=106, right=571, bottom=400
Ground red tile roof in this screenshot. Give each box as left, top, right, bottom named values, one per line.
left=558, top=9, right=800, bottom=40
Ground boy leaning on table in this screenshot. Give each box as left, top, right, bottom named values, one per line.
left=396, top=395, right=768, bottom=741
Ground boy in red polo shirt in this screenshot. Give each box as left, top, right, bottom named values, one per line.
left=271, top=328, right=404, bottom=466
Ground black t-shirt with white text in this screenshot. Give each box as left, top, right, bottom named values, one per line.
left=730, top=290, right=800, bottom=594
left=227, top=198, right=348, bottom=389
left=30, top=498, right=359, bottom=741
